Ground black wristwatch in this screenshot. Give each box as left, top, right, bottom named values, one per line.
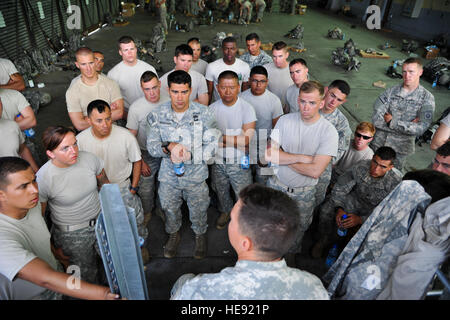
left=161, top=141, right=170, bottom=154
left=129, top=186, right=139, bottom=192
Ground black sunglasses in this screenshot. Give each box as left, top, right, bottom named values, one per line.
left=355, top=132, right=372, bottom=140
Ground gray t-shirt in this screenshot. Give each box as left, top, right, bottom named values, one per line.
left=36, top=151, right=104, bottom=226
left=107, top=60, right=157, bottom=109
left=0, top=88, right=30, bottom=121
left=265, top=62, right=294, bottom=108
left=271, top=113, right=339, bottom=187
left=0, top=58, right=18, bottom=85
left=190, top=59, right=208, bottom=76
left=126, top=94, right=170, bottom=150
left=0, top=204, right=59, bottom=299
left=210, top=97, right=256, bottom=160
left=160, top=69, right=208, bottom=103
left=286, top=84, right=300, bottom=114
left=334, top=145, right=374, bottom=176
left=0, top=119, right=24, bottom=157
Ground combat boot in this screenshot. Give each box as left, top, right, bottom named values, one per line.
left=164, top=231, right=181, bottom=258
left=194, top=234, right=207, bottom=259
left=311, top=236, right=329, bottom=259
left=216, top=212, right=231, bottom=230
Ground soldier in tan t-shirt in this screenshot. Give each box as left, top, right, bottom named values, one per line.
left=66, top=47, right=124, bottom=131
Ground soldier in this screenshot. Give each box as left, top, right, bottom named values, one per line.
left=66, top=47, right=124, bottom=131
left=285, top=58, right=309, bottom=114
left=146, top=70, right=220, bottom=259
left=187, top=38, right=208, bottom=76
left=107, top=36, right=157, bottom=120
left=170, top=184, right=329, bottom=300
left=239, top=66, right=283, bottom=185
left=93, top=51, right=105, bottom=74
left=314, top=80, right=352, bottom=207
left=311, top=146, right=402, bottom=258
left=155, top=0, right=168, bottom=35
left=0, top=157, right=120, bottom=300
left=160, top=44, right=209, bottom=106
left=432, top=141, right=450, bottom=176
left=265, top=41, right=294, bottom=111
left=237, top=0, right=253, bottom=24
left=205, top=36, right=250, bottom=104
left=210, top=71, right=256, bottom=230
left=0, top=58, right=26, bottom=91
left=127, top=71, right=170, bottom=224
left=371, top=57, right=435, bottom=171
left=265, top=81, right=338, bottom=263
left=239, top=33, right=273, bottom=69
left=254, top=0, right=266, bottom=22
left=430, top=113, right=450, bottom=150
left=76, top=100, right=149, bottom=263
left=330, top=122, right=375, bottom=186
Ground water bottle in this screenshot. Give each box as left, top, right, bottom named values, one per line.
left=325, top=244, right=339, bottom=268
left=240, top=153, right=249, bottom=170
left=432, top=75, right=439, bottom=88
left=16, top=113, right=35, bottom=137
left=173, top=162, right=185, bottom=177
left=337, top=214, right=348, bottom=237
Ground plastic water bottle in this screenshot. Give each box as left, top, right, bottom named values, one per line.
left=240, top=154, right=249, bottom=170
left=16, top=113, right=35, bottom=137
left=173, top=162, right=185, bottom=177
left=337, top=214, right=348, bottom=237
left=325, top=244, right=339, bottom=268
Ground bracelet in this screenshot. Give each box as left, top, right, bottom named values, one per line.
left=129, top=186, right=139, bottom=192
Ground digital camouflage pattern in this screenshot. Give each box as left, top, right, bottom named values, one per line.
left=240, top=50, right=273, bottom=69
left=138, top=150, right=161, bottom=215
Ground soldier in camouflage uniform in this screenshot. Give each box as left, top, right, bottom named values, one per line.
left=239, top=33, right=273, bottom=69
left=170, top=184, right=329, bottom=300
left=371, top=58, right=435, bottom=171
left=315, top=80, right=352, bottom=208
left=311, top=147, right=402, bottom=258
left=147, top=70, right=220, bottom=259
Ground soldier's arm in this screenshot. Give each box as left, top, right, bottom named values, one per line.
left=329, top=167, right=357, bottom=208
left=68, top=112, right=91, bottom=131
left=372, top=90, right=392, bottom=130
left=389, top=101, right=435, bottom=136
left=431, top=122, right=450, bottom=150
left=334, top=124, right=352, bottom=164
left=110, top=98, right=124, bottom=122
left=130, top=161, right=141, bottom=194
left=288, top=154, right=332, bottom=179
left=146, top=112, right=169, bottom=158
left=15, top=105, right=36, bottom=131
left=206, top=80, right=214, bottom=105
left=265, top=140, right=314, bottom=165
left=0, top=73, right=26, bottom=91
left=221, top=121, right=255, bottom=149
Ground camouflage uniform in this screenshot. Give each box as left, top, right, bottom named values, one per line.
left=267, top=175, right=316, bottom=253
left=119, top=184, right=148, bottom=241
left=146, top=101, right=220, bottom=235
left=51, top=225, right=99, bottom=285
left=371, top=84, right=435, bottom=170
left=317, top=159, right=403, bottom=239
left=171, top=259, right=329, bottom=299
left=315, top=109, right=352, bottom=207
left=323, top=181, right=432, bottom=300
left=240, top=50, right=273, bottom=69
left=138, top=150, right=161, bottom=215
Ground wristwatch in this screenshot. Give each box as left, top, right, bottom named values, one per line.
left=161, top=141, right=170, bottom=154
left=129, top=185, right=139, bottom=193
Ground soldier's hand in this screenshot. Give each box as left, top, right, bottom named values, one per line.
left=51, top=246, right=70, bottom=270
left=141, top=160, right=151, bottom=177
left=341, top=213, right=362, bottom=229
left=384, top=112, right=392, bottom=123
left=335, top=208, right=347, bottom=228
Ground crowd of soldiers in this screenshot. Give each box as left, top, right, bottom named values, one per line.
left=0, top=21, right=449, bottom=300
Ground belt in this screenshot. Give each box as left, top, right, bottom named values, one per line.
left=271, top=176, right=315, bottom=194
left=53, top=218, right=97, bottom=232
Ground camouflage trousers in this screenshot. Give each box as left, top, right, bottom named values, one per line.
left=51, top=225, right=99, bottom=284
left=159, top=6, right=168, bottom=32
left=256, top=2, right=266, bottom=19
left=211, top=163, right=253, bottom=214
left=159, top=180, right=210, bottom=235
left=314, top=163, right=332, bottom=208
left=267, top=176, right=316, bottom=253
left=138, top=150, right=161, bottom=215
left=317, top=192, right=367, bottom=239
left=119, top=184, right=148, bottom=241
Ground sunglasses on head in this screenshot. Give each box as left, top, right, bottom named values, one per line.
left=355, top=132, right=372, bottom=140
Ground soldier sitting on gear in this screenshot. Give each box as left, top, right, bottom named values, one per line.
left=371, top=57, right=435, bottom=171
left=311, top=146, right=403, bottom=259
left=170, top=183, right=329, bottom=300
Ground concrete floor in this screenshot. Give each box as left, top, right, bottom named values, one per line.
left=29, top=3, right=449, bottom=299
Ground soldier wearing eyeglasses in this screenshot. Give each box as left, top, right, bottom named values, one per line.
left=311, top=146, right=402, bottom=259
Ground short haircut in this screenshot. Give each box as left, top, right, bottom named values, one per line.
left=218, top=70, right=239, bottom=83
left=187, top=37, right=200, bottom=45
left=436, top=141, right=450, bottom=157
left=238, top=184, right=300, bottom=260
left=272, top=41, right=287, bottom=51
left=93, top=50, right=104, bottom=56
left=403, top=57, right=423, bottom=68
left=289, top=58, right=307, bottom=68
left=0, top=157, right=31, bottom=191
left=329, top=79, right=351, bottom=96
left=300, top=80, right=325, bottom=99
left=245, top=33, right=260, bottom=42
left=355, top=121, right=376, bottom=136
left=42, top=126, right=76, bottom=152
left=118, top=35, right=135, bottom=49
left=222, top=36, right=237, bottom=46
left=87, top=99, right=111, bottom=117
left=374, top=146, right=396, bottom=163
left=250, top=65, right=268, bottom=78
left=167, top=70, right=192, bottom=88
left=140, top=70, right=158, bottom=83
left=175, top=44, right=193, bottom=57
left=75, top=47, right=93, bottom=58
left=403, top=169, right=450, bottom=204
